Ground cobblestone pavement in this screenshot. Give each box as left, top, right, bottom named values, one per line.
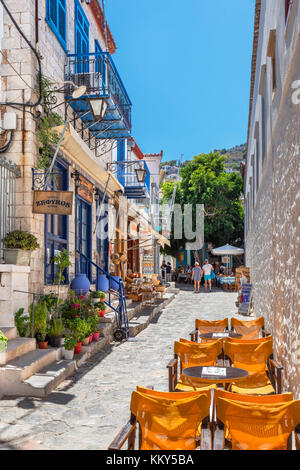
left=0, top=287, right=246, bottom=450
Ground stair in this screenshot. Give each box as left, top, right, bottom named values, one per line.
left=0, top=337, right=36, bottom=365
left=0, top=289, right=179, bottom=399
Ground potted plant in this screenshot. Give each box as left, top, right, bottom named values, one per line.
left=29, top=299, right=49, bottom=346
left=62, top=335, right=77, bottom=360
left=0, top=330, right=8, bottom=353
left=69, top=317, right=88, bottom=354
left=14, top=308, right=30, bottom=337
left=90, top=291, right=105, bottom=305
left=37, top=326, right=49, bottom=349
left=97, top=301, right=106, bottom=317
left=88, top=314, right=100, bottom=342
left=3, top=230, right=40, bottom=266
left=82, top=321, right=92, bottom=346
left=49, top=317, right=64, bottom=348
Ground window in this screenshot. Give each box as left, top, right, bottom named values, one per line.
left=95, top=39, right=106, bottom=89
left=46, top=0, right=67, bottom=50
left=45, top=161, right=69, bottom=284
left=75, top=0, right=89, bottom=72
left=117, top=139, right=126, bottom=186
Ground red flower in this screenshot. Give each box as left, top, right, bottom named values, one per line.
left=79, top=295, right=85, bottom=300
left=72, top=303, right=80, bottom=310
left=74, top=315, right=78, bottom=318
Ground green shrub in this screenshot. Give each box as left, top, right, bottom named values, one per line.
left=4, top=231, right=39, bottom=251
left=0, top=330, right=8, bottom=352
left=49, top=317, right=64, bottom=337
left=63, top=335, right=77, bottom=351
left=14, top=308, right=30, bottom=337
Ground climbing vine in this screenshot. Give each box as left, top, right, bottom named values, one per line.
left=35, top=74, right=64, bottom=170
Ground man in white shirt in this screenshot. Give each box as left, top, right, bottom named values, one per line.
left=202, top=259, right=214, bottom=292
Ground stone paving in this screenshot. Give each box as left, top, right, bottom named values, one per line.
left=0, top=287, right=247, bottom=450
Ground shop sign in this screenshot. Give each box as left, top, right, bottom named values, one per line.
left=77, top=175, right=93, bottom=203
left=33, top=190, right=73, bottom=215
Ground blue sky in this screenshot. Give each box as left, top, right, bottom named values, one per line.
left=106, top=0, right=255, bottom=163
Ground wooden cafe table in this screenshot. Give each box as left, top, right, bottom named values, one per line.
left=182, top=365, right=248, bottom=389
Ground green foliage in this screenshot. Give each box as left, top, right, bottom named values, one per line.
left=0, top=330, right=8, bottom=352
left=35, top=74, right=64, bottom=170
left=88, top=314, right=100, bottom=334
left=52, top=249, right=72, bottom=298
left=63, top=335, right=78, bottom=351
left=36, top=326, right=48, bottom=343
left=90, top=291, right=106, bottom=299
left=14, top=308, right=30, bottom=337
left=4, top=231, right=39, bottom=251
left=69, top=317, right=89, bottom=342
left=40, top=292, right=59, bottom=310
left=29, top=299, right=49, bottom=337
left=161, top=152, right=244, bottom=254
left=49, top=317, right=64, bottom=337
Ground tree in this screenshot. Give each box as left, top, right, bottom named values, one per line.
left=160, top=152, right=244, bottom=259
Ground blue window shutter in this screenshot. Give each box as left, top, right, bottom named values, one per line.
left=58, top=0, right=66, bottom=41
left=49, top=0, right=57, bottom=26
left=46, top=0, right=66, bottom=50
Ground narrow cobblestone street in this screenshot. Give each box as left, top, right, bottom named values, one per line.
left=0, top=287, right=246, bottom=450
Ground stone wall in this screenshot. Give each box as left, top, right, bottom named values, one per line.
left=246, top=34, right=300, bottom=398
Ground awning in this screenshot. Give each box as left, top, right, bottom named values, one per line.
left=52, top=123, right=123, bottom=197
left=211, top=244, right=244, bottom=256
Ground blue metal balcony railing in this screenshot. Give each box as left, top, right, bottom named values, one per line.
left=65, top=52, right=132, bottom=137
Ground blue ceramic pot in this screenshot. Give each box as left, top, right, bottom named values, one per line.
left=70, top=274, right=91, bottom=296
left=110, top=276, right=121, bottom=292
left=97, top=275, right=109, bottom=293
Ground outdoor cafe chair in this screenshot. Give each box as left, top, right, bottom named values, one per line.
left=108, top=387, right=212, bottom=450
left=212, top=388, right=295, bottom=449
left=213, top=392, right=300, bottom=450
left=190, top=319, right=229, bottom=342
left=223, top=336, right=283, bottom=395
left=167, top=339, right=223, bottom=392
left=231, top=317, right=268, bottom=340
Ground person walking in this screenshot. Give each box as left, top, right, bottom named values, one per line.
left=161, top=260, right=167, bottom=283
left=202, top=259, right=214, bottom=292
left=166, top=262, right=172, bottom=282
left=192, top=262, right=202, bottom=293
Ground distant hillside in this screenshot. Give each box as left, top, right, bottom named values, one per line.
left=215, top=143, right=247, bottom=172
left=160, top=144, right=247, bottom=173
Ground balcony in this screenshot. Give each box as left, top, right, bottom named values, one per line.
left=65, top=52, right=132, bottom=139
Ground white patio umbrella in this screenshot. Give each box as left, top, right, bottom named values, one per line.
left=211, top=244, right=244, bottom=256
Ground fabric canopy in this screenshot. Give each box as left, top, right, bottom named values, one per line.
left=211, top=244, right=244, bottom=256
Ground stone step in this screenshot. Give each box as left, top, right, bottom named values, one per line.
left=0, top=337, right=36, bottom=365
left=0, top=348, right=57, bottom=382
left=21, top=360, right=76, bottom=398
left=0, top=326, right=17, bottom=341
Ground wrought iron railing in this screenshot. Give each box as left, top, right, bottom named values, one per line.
left=0, top=156, right=20, bottom=259
left=65, top=52, right=132, bottom=130
left=77, top=251, right=130, bottom=339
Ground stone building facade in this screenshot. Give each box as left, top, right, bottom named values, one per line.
left=245, top=0, right=300, bottom=397
left=0, top=0, right=133, bottom=321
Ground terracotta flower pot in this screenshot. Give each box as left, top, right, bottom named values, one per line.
left=74, top=342, right=82, bottom=354
left=39, top=341, right=48, bottom=350
left=93, top=332, right=100, bottom=341
left=83, top=337, right=90, bottom=346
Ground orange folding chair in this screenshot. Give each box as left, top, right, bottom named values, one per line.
left=214, top=394, right=300, bottom=450
left=212, top=388, right=294, bottom=449
left=231, top=317, right=266, bottom=340
left=167, top=339, right=223, bottom=392
left=108, top=388, right=212, bottom=450
left=223, top=336, right=283, bottom=395
left=190, top=319, right=229, bottom=342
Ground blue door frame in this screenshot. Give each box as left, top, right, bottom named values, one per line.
left=44, top=159, right=69, bottom=285
left=96, top=193, right=109, bottom=272
left=75, top=193, right=92, bottom=281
